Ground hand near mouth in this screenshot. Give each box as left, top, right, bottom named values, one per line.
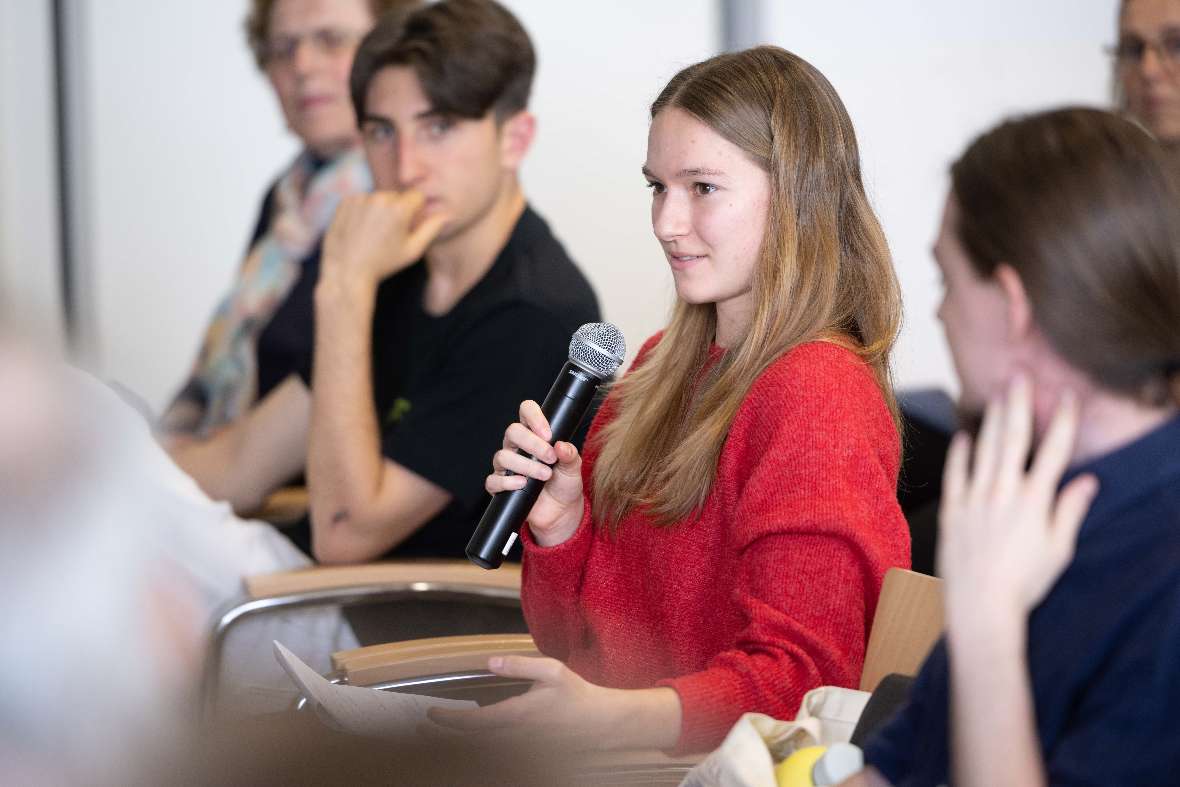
left=321, top=190, right=452, bottom=286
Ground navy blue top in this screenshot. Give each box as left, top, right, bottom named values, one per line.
left=864, top=414, right=1180, bottom=786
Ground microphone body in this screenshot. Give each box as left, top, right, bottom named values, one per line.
left=466, top=360, right=602, bottom=569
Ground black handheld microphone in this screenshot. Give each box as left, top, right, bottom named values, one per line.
left=466, top=322, right=626, bottom=569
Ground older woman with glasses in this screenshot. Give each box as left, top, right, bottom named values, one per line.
left=1114, top=0, right=1180, bottom=144
left=160, top=0, right=414, bottom=441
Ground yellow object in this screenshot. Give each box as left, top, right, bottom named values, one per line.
left=775, top=745, right=826, bottom=787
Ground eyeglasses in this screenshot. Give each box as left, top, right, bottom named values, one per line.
left=1108, top=33, right=1180, bottom=70
left=261, top=27, right=364, bottom=66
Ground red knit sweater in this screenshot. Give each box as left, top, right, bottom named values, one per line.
left=520, top=336, right=910, bottom=753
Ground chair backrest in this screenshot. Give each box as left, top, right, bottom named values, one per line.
left=203, top=560, right=523, bottom=719
left=334, top=633, right=540, bottom=687
left=245, top=561, right=523, bottom=600
left=859, top=567, right=944, bottom=693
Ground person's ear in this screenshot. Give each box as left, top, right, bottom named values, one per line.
left=498, top=111, right=536, bottom=170
left=995, top=263, right=1033, bottom=343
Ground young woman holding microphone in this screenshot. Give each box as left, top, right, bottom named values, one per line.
left=433, top=46, right=910, bottom=754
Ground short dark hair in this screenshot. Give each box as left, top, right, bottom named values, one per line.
left=951, top=107, right=1180, bottom=406
left=350, top=0, right=536, bottom=124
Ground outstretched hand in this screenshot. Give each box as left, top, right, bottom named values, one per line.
left=938, top=375, right=1099, bottom=624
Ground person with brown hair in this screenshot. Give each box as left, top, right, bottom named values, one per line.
left=431, top=46, right=910, bottom=753
left=1115, top=0, right=1180, bottom=145
left=172, top=0, right=599, bottom=564
left=161, top=0, right=412, bottom=439
left=845, top=108, right=1180, bottom=786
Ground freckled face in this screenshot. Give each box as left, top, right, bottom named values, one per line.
left=643, top=108, right=770, bottom=317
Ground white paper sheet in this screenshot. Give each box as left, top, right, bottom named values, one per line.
left=273, top=640, right=477, bottom=738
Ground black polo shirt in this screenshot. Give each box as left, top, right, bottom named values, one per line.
left=863, top=414, right=1180, bottom=786
left=290, top=205, right=600, bottom=560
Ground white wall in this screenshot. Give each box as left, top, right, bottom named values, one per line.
left=77, top=0, right=717, bottom=410
left=508, top=0, right=719, bottom=368
left=82, top=1, right=298, bottom=408
left=0, top=0, right=64, bottom=348
left=763, top=0, right=1119, bottom=395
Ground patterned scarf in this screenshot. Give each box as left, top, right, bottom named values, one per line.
left=163, top=147, right=371, bottom=436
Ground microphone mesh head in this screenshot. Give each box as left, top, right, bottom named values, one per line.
left=569, top=322, right=626, bottom=379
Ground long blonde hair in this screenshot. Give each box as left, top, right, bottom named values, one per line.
left=590, top=46, right=902, bottom=530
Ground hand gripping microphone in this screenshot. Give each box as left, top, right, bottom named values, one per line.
left=466, top=322, right=626, bottom=569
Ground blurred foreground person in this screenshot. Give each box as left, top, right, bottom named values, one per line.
left=0, top=341, right=198, bottom=784
left=0, top=340, right=355, bottom=777
left=843, top=108, right=1180, bottom=786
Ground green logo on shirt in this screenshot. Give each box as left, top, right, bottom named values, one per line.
left=386, top=397, right=412, bottom=425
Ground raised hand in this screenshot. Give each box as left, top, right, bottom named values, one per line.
left=321, top=190, right=450, bottom=286
left=938, top=376, right=1099, bottom=621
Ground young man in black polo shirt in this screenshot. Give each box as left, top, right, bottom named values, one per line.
left=173, top=0, right=599, bottom=564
